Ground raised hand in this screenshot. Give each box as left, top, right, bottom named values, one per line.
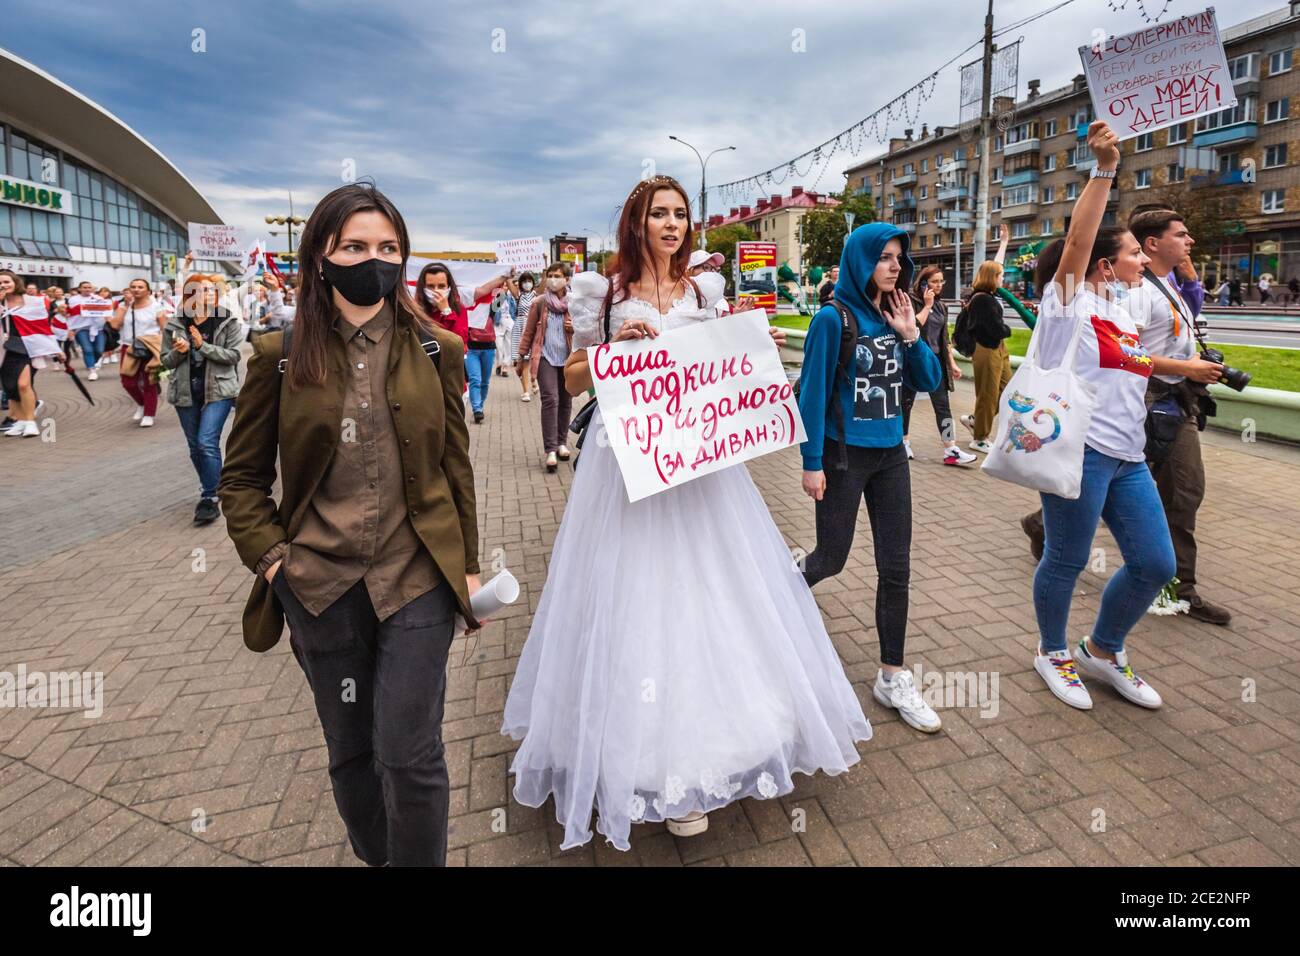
left=1087, top=120, right=1120, bottom=170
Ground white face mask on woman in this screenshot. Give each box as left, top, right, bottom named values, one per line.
left=520, top=281, right=534, bottom=292
left=546, top=277, right=566, bottom=292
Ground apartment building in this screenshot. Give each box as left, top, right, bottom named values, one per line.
left=843, top=3, right=1300, bottom=294
left=698, top=186, right=840, bottom=274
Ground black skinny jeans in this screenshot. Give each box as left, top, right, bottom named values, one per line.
left=802, top=440, right=912, bottom=666
left=901, top=385, right=954, bottom=442
left=273, top=572, right=457, bottom=866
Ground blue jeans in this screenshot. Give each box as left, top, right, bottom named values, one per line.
left=175, top=399, right=234, bottom=499
left=1034, top=445, right=1176, bottom=655
left=75, top=328, right=107, bottom=369
left=464, top=348, right=495, bottom=413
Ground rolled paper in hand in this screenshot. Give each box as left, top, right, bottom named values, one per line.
left=454, top=569, right=520, bottom=636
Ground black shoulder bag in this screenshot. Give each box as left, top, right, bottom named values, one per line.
left=129, top=307, right=151, bottom=359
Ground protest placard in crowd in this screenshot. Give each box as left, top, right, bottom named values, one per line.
left=187, top=223, right=258, bottom=261
left=494, top=237, right=547, bottom=273
left=587, top=309, right=805, bottom=502
left=1078, top=7, right=1235, bottom=139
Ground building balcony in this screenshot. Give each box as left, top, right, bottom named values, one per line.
left=1192, top=122, right=1258, bottom=149
left=894, top=195, right=917, bottom=209
left=1076, top=156, right=1097, bottom=174
left=1001, top=168, right=1040, bottom=188
left=1190, top=168, right=1250, bottom=188
left=936, top=214, right=973, bottom=230
left=891, top=221, right=917, bottom=233
left=892, top=172, right=918, bottom=187
left=1233, top=73, right=1260, bottom=98
left=1000, top=200, right=1038, bottom=219
left=1003, top=137, right=1040, bottom=158
left=939, top=159, right=968, bottom=174
left=937, top=185, right=968, bottom=202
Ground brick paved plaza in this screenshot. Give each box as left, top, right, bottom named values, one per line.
left=2, top=356, right=1298, bottom=867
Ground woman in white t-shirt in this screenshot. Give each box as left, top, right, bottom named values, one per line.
left=108, top=277, right=169, bottom=427
left=1028, top=121, right=1175, bottom=713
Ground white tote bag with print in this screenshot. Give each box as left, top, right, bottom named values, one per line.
left=980, top=311, right=1097, bottom=500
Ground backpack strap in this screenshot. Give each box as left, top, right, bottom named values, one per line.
left=825, top=302, right=856, bottom=471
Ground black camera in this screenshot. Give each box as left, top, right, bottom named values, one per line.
left=1199, top=347, right=1251, bottom=392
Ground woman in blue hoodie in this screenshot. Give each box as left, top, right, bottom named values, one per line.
left=798, top=223, right=944, bottom=733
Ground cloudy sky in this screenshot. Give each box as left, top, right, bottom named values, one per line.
left=6, top=0, right=1284, bottom=252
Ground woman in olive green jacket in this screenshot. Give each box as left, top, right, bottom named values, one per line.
left=218, top=183, right=481, bottom=867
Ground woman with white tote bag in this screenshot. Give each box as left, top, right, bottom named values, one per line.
left=987, top=121, right=1175, bottom=713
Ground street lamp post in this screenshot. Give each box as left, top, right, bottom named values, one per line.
left=264, top=191, right=307, bottom=273
left=669, top=136, right=735, bottom=250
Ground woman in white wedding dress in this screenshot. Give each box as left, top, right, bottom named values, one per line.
left=501, top=176, right=871, bottom=851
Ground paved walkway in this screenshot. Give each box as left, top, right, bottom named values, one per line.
left=1, top=355, right=1298, bottom=867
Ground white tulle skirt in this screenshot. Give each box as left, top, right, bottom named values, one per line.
left=502, top=408, right=871, bottom=851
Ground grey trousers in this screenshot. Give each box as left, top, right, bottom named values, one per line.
left=273, top=572, right=457, bottom=866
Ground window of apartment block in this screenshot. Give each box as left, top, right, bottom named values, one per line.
left=1011, top=222, right=1030, bottom=239
left=992, top=166, right=1002, bottom=182
left=920, top=210, right=928, bottom=223
left=993, top=195, right=1002, bottom=211
left=1042, top=185, right=1055, bottom=203
left=1043, top=154, right=1056, bottom=172
left=920, top=185, right=928, bottom=198
left=1265, top=143, right=1288, bottom=168
left=1219, top=151, right=1240, bottom=174
left=1041, top=218, right=1053, bottom=235
left=1228, top=52, right=1259, bottom=80
left=889, top=194, right=895, bottom=206
left=1167, top=163, right=1185, bottom=183
left=1266, top=97, right=1290, bottom=123
left=1166, top=123, right=1187, bottom=145
left=1269, top=48, right=1293, bottom=75
left=904, top=161, right=914, bottom=174
left=1045, top=118, right=1057, bottom=137
left=918, top=235, right=927, bottom=248
left=995, top=133, right=1003, bottom=151
left=1196, top=97, right=1256, bottom=131
left=921, top=158, right=929, bottom=173
left=1002, top=184, right=1037, bottom=207
left=1262, top=189, right=1285, bottom=213
left=1135, top=132, right=1154, bottom=151
left=1135, top=168, right=1152, bottom=188
left=1066, top=182, right=1078, bottom=200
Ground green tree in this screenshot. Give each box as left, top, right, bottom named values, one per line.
left=704, top=223, right=754, bottom=296
left=800, top=189, right=877, bottom=273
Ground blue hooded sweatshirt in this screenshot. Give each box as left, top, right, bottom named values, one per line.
left=797, top=222, right=942, bottom=471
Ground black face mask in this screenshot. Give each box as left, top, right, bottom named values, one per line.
left=320, top=256, right=402, bottom=307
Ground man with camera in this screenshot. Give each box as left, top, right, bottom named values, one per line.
left=1126, top=208, right=1236, bottom=625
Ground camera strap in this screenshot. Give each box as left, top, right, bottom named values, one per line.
left=1142, top=268, right=1191, bottom=340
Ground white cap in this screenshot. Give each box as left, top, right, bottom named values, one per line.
left=688, top=249, right=724, bottom=270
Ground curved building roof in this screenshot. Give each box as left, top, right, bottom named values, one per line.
left=0, top=46, right=221, bottom=227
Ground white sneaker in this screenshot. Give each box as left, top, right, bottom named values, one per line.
left=943, top=446, right=978, bottom=466
left=88, top=369, right=99, bottom=381
left=34, top=399, right=45, bottom=417
left=139, top=416, right=155, bottom=428
left=1034, top=648, right=1093, bottom=710
left=666, top=811, right=709, bottom=837
left=873, top=669, right=942, bottom=733
left=521, top=392, right=531, bottom=403
left=4, top=420, right=38, bottom=437
left=969, top=439, right=992, bottom=454
left=1073, top=638, right=1162, bottom=709
left=132, top=405, right=144, bottom=422
left=903, top=439, right=914, bottom=460
left=959, top=413, right=975, bottom=434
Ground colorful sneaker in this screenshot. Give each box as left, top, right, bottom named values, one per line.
left=1034, top=647, right=1093, bottom=710
left=969, top=439, right=992, bottom=455
left=959, top=413, right=975, bottom=435
left=943, top=446, right=977, bottom=466
left=873, top=669, right=942, bottom=733
left=1074, top=639, right=1162, bottom=709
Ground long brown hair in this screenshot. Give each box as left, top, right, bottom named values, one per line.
left=602, top=175, right=695, bottom=320
left=415, top=262, right=461, bottom=315
left=289, top=183, right=429, bottom=390
left=913, top=264, right=944, bottom=300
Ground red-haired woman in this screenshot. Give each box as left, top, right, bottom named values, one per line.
left=502, top=176, right=871, bottom=851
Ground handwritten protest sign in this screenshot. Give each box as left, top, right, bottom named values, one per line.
left=187, top=223, right=258, bottom=261
left=495, top=237, right=546, bottom=272
left=1078, top=8, right=1235, bottom=139
left=587, top=309, right=806, bottom=502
